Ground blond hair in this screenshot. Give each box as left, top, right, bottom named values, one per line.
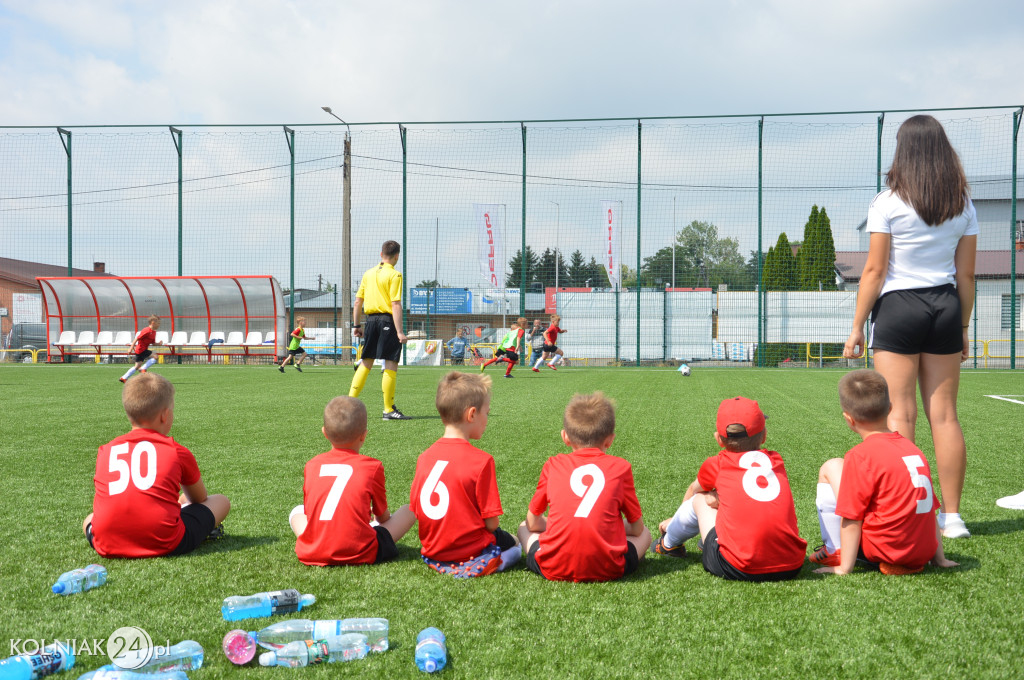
left=838, top=369, right=891, bottom=423
left=563, top=392, right=615, bottom=448
left=147, top=314, right=161, bottom=325
left=123, top=373, right=174, bottom=425
left=323, top=396, right=367, bottom=444
left=436, top=371, right=491, bottom=424
left=296, top=316, right=306, bottom=325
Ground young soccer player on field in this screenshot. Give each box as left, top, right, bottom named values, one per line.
left=480, top=318, right=526, bottom=378
left=532, top=314, right=566, bottom=371
left=653, top=396, right=806, bottom=581
left=811, top=370, right=958, bottom=575
left=84, top=373, right=230, bottom=558
left=120, top=315, right=163, bottom=383
left=409, top=372, right=521, bottom=577
left=289, top=396, right=415, bottom=566
left=518, top=392, right=652, bottom=582
left=278, top=316, right=311, bottom=373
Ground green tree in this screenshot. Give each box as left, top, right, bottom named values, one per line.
left=537, top=247, right=570, bottom=290
left=798, top=205, right=837, bottom=291
left=639, top=220, right=747, bottom=290
left=416, top=279, right=442, bottom=288
left=763, top=233, right=798, bottom=291
left=587, top=257, right=611, bottom=288
left=505, top=246, right=541, bottom=288
left=566, top=249, right=587, bottom=287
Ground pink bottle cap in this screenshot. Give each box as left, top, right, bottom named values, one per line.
left=222, top=629, right=256, bottom=665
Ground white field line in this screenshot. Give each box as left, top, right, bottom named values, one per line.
left=985, top=395, right=1024, bottom=406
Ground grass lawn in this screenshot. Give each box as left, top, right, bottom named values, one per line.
left=1, top=363, right=1023, bottom=679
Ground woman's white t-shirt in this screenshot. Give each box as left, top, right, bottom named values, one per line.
left=866, top=189, right=979, bottom=296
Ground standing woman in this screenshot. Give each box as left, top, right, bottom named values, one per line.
left=843, top=115, right=977, bottom=538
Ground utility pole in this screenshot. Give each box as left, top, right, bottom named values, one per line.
left=322, top=107, right=353, bottom=351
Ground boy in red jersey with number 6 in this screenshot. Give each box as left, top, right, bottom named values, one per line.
left=409, top=372, right=521, bottom=577
left=811, top=370, right=958, bottom=575
left=290, top=396, right=415, bottom=566
left=652, top=396, right=806, bottom=581
left=518, top=392, right=652, bottom=582
left=84, top=373, right=230, bottom=558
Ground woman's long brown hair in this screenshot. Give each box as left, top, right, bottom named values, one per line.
left=886, top=115, right=969, bottom=226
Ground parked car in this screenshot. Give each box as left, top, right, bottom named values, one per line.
left=3, top=323, right=48, bottom=363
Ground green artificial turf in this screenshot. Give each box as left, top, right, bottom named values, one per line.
left=1, top=364, right=1022, bottom=679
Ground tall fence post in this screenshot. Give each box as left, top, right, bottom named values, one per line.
left=521, top=123, right=527, bottom=324
left=756, top=117, right=764, bottom=367
left=400, top=124, right=408, bottom=365
left=57, top=128, right=72, bottom=276
left=170, top=126, right=183, bottom=276
left=284, top=126, right=295, bottom=330
left=1012, top=108, right=1021, bottom=369
left=636, top=119, right=642, bottom=367
left=876, top=112, right=884, bottom=193
left=343, top=129, right=353, bottom=357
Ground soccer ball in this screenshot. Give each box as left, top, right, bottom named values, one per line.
left=678, top=363, right=691, bottom=376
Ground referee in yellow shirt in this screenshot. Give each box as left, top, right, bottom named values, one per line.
left=349, top=240, right=410, bottom=420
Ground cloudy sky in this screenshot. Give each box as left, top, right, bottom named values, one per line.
left=1, top=0, right=1022, bottom=126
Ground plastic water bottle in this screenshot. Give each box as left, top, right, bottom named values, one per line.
left=77, top=672, right=187, bottom=680
left=221, top=631, right=257, bottom=666
left=99, top=642, right=203, bottom=673
left=257, top=636, right=368, bottom=667
left=0, top=643, right=74, bottom=680
left=221, top=590, right=316, bottom=621
left=51, top=565, right=107, bottom=595
left=414, top=628, right=447, bottom=673
left=251, top=618, right=388, bottom=653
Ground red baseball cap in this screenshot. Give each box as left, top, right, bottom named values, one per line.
left=716, top=396, right=766, bottom=438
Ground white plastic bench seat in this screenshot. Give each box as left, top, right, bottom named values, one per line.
left=154, top=331, right=170, bottom=345
left=75, top=330, right=96, bottom=347
left=225, top=331, right=244, bottom=346
left=54, top=331, right=76, bottom=346
left=186, top=331, right=208, bottom=346
left=242, top=331, right=263, bottom=346
left=209, top=331, right=226, bottom=343
left=166, top=331, right=188, bottom=352
left=94, top=331, right=114, bottom=349
left=113, top=331, right=133, bottom=346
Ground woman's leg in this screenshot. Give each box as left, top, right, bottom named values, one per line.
left=919, top=352, right=966, bottom=515
left=872, top=350, right=920, bottom=443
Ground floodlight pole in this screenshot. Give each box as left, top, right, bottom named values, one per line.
left=322, top=107, right=353, bottom=352
left=549, top=201, right=560, bottom=291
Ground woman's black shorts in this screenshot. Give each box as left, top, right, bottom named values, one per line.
left=870, top=284, right=963, bottom=355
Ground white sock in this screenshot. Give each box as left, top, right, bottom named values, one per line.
left=663, top=497, right=700, bottom=548
left=937, top=512, right=961, bottom=529
left=142, top=358, right=157, bottom=371
left=816, top=483, right=842, bottom=552
left=533, top=357, right=544, bottom=369
left=498, top=545, right=522, bottom=571
left=551, top=355, right=562, bottom=366
left=121, top=367, right=137, bottom=380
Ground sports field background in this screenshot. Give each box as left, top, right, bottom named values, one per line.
left=2, top=364, right=1023, bottom=678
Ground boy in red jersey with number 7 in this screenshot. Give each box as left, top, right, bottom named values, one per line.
left=290, top=396, right=415, bottom=566
left=811, top=370, right=958, bottom=575
left=84, top=373, right=230, bottom=558
left=519, top=392, right=652, bottom=582
left=652, top=396, right=806, bottom=581
left=410, top=372, right=521, bottom=577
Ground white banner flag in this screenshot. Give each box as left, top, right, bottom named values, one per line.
left=600, top=200, right=621, bottom=289
left=475, top=203, right=504, bottom=288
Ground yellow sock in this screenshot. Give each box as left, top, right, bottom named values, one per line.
left=382, top=369, right=397, bottom=411
left=349, top=364, right=370, bottom=397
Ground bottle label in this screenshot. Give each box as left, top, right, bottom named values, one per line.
left=267, top=589, right=301, bottom=613
left=415, top=639, right=444, bottom=653
left=28, top=650, right=67, bottom=680
left=312, top=621, right=342, bottom=640
left=304, top=641, right=329, bottom=665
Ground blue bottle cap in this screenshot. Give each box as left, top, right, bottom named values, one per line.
left=52, top=583, right=65, bottom=594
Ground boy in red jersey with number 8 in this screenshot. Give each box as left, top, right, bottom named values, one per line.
left=84, top=373, right=230, bottom=558
left=409, top=372, right=521, bottom=577
left=519, top=392, right=652, bottom=582
left=652, top=396, right=806, bottom=581
left=811, top=370, right=958, bottom=575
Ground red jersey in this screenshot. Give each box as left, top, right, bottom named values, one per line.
left=132, top=327, right=156, bottom=353
left=835, top=433, right=939, bottom=569
left=697, top=449, right=806, bottom=574
left=92, top=429, right=201, bottom=558
left=295, top=448, right=388, bottom=566
left=544, top=325, right=564, bottom=345
left=528, top=448, right=643, bottom=582
left=410, top=438, right=504, bottom=562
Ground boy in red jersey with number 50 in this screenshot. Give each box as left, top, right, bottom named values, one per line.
left=84, top=373, right=230, bottom=558
left=409, top=372, right=521, bottom=577
left=653, top=396, right=806, bottom=581
left=519, top=392, right=652, bottom=582
left=811, top=370, right=958, bottom=575
left=290, top=396, right=416, bottom=566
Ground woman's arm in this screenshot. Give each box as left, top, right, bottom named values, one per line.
left=843, top=232, right=891, bottom=359
left=954, top=234, right=977, bottom=362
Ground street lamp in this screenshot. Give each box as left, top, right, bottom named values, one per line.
left=321, top=106, right=352, bottom=354
left=672, top=195, right=676, bottom=289
left=548, top=201, right=560, bottom=290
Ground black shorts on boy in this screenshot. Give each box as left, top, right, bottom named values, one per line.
left=870, top=284, right=962, bottom=355
left=701, top=527, right=802, bottom=582
left=362, top=314, right=402, bottom=362
left=132, top=349, right=153, bottom=363
left=86, top=503, right=217, bottom=557
left=287, top=347, right=306, bottom=356
left=525, top=540, right=640, bottom=580
left=372, top=525, right=399, bottom=563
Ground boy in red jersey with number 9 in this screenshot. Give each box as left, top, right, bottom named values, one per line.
left=290, top=396, right=416, bottom=566
left=84, top=373, right=230, bottom=558
left=652, top=396, right=806, bottom=581
left=811, top=370, right=958, bottom=575
left=409, top=372, right=521, bottom=577
left=518, top=392, right=652, bottom=582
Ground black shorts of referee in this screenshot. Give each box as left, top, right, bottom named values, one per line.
left=362, top=313, right=403, bottom=363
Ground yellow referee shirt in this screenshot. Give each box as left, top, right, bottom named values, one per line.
left=356, top=262, right=403, bottom=314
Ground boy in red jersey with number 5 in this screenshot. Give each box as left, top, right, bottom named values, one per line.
left=519, top=392, right=651, bottom=582
left=290, top=396, right=415, bottom=566
left=652, top=396, right=806, bottom=581
left=409, top=372, right=521, bottom=577
left=84, top=373, right=230, bottom=558
left=811, top=370, right=958, bottom=575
